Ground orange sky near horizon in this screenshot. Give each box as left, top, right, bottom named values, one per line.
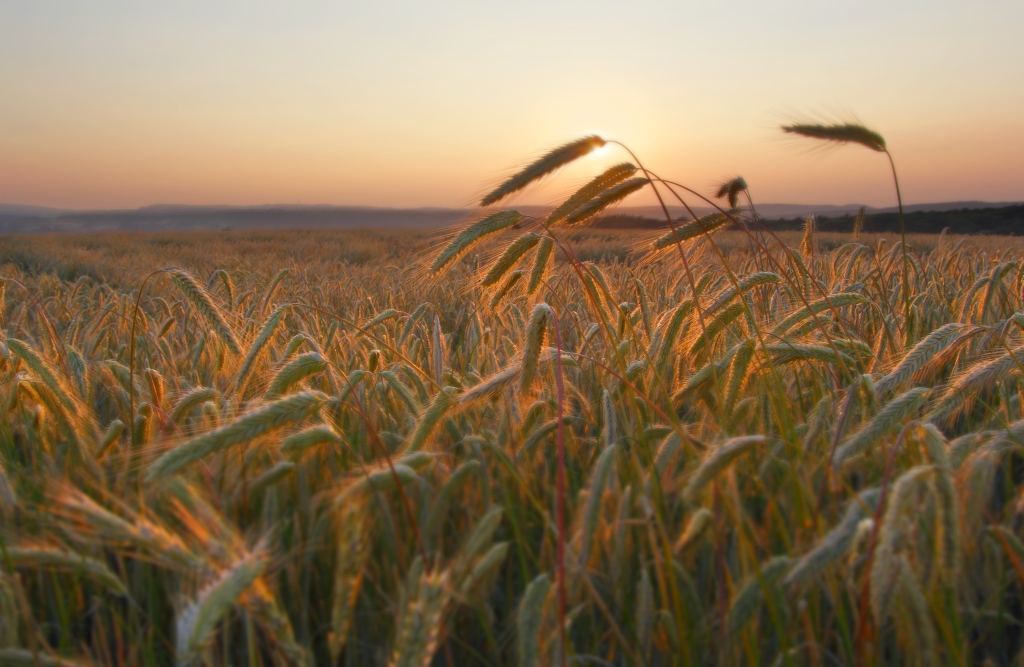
left=2, top=1, right=1022, bottom=211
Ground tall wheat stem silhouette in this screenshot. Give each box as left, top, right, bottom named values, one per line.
left=782, top=122, right=911, bottom=331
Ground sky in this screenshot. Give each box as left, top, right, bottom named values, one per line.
left=1, top=0, right=1022, bottom=210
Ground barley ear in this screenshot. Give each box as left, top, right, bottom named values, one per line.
left=264, top=352, right=327, bottom=399
left=4, top=546, right=128, bottom=596
left=169, top=387, right=219, bottom=425
left=490, top=270, right=524, bottom=309
left=785, top=488, right=881, bottom=587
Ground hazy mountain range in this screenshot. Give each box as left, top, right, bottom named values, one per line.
left=0, top=200, right=1019, bottom=234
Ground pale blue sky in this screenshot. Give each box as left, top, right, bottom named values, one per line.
left=1, top=0, right=1021, bottom=208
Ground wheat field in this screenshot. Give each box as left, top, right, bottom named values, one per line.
left=4, top=132, right=1024, bottom=667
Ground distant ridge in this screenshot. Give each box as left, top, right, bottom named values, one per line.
left=0, top=200, right=1019, bottom=234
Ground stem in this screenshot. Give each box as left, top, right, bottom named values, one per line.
left=128, top=270, right=166, bottom=448
left=552, top=309, right=568, bottom=667
left=886, top=150, right=912, bottom=336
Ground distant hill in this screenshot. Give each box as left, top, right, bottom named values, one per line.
left=0, top=201, right=1019, bottom=234
left=0, top=205, right=475, bottom=234
left=594, top=204, right=1024, bottom=236
left=768, top=204, right=1024, bottom=236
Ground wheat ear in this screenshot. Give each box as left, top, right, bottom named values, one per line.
left=481, top=234, right=541, bottom=286
left=833, top=387, right=930, bottom=468
left=481, top=136, right=605, bottom=206
left=674, top=507, right=714, bottom=556
left=519, top=303, right=554, bottom=396
left=784, top=488, right=881, bottom=587
left=234, top=304, right=288, bottom=393
left=430, top=210, right=523, bottom=275
left=264, top=352, right=327, bottom=399
left=167, top=268, right=241, bottom=355
left=517, top=573, right=552, bottom=667
left=0, top=648, right=89, bottom=667
left=728, top=556, right=792, bottom=638
left=389, top=559, right=451, bottom=667
left=176, top=550, right=267, bottom=661
left=148, top=391, right=328, bottom=480
left=4, top=546, right=127, bottom=596
left=168, top=387, right=219, bottom=424
left=548, top=163, right=636, bottom=224
left=564, top=177, right=649, bottom=225
left=329, top=501, right=371, bottom=661
left=874, top=323, right=969, bottom=395
left=684, top=436, right=764, bottom=499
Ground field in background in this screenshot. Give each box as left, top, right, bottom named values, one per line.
left=1, top=228, right=1020, bottom=284
left=4, top=227, right=1024, bottom=665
